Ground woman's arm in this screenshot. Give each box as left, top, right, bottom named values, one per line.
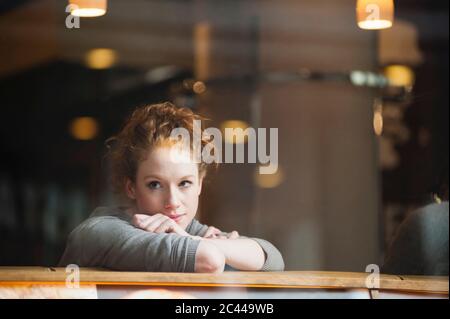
left=59, top=216, right=202, bottom=272
left=186, top=220, right=285, bottom=271
left=194, top=240, right=226, bottom=273
left=203, top=238, right=266, bottom=271
left=130, top=215, right=285, bottom=271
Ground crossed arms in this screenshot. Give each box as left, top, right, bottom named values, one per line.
left=61, top=210, right=284, bottom=273
left=132, top=213, right=267, bottom=273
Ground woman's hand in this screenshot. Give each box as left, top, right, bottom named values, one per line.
left=203, top=226, right=222, bottom=238
left=132, top=213, right=189, bottom=236
left=225, top=231, right=240, bottom=239
left=203, top=226, right=240, bottom=239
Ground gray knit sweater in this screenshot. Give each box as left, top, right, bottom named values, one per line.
left=59, top=206, right=285, bottom=272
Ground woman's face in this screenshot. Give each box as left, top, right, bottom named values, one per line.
left=125, top=146, right=203, bottom=230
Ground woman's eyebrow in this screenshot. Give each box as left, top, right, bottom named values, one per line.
left=143, top=174, right=195, bottom=180
left=180, top=175, right=195, bottom=180
left=143, top=174, right=163, bottom=180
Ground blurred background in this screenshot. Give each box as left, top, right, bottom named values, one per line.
left=0, top=0, right=448, bottom=271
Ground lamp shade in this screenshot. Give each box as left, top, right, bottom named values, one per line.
left=69, top=0, right=107, bottom=17
left=357, top=0, right=394, bottom=30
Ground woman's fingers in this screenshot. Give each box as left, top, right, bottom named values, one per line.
left=132, top=214, right=188, bottom=236
left=203, top=226, right=222, bottom=238
left=203, top=226, right=215, bottom=238
left=132, top=213, right=167, bottom=232
left=203, top=227, right=239, bottom=240
left=145, top=214, right=170, bottom=232
left=227, top=231, right=240, bottom=239
left=135, top=217, right=240, bottom=239
left=154, top=219, right=175, bottom=234
left=132, top=213, right=157, bottom=225
left=131, top=214, right=146, bottom=228
left=133, top=214, right=155, bottom=229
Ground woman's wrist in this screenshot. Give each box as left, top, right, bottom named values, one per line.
left=188, top=235, right=204, bottom=241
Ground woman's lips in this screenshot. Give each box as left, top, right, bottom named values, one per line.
left=167, top=213, right=186, bottom=222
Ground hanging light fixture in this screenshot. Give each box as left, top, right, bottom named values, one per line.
left=69, top=0, right=107, bottom=18
left=356, top=0, right=394, bottom=30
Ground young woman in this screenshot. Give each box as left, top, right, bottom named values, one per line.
left=59, top=102, right=284, bottom=273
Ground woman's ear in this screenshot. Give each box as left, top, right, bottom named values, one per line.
left=125, top=178, right=136, bottom=200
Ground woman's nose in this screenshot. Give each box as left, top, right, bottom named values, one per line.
left=164, top=187, right=181, bottom=209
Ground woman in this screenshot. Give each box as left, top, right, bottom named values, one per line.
left=59, top=102, right=284, bottom=273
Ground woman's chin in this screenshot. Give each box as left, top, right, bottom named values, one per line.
left=178, top=218, right=192, bottom=229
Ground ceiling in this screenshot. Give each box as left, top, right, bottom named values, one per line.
left=0, top=0, right=448, bottom=78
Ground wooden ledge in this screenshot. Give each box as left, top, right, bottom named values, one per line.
left=0, top=267, right=448, bottom=294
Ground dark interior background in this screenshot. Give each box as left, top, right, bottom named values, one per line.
left=0, top=0, right=448, bottom=270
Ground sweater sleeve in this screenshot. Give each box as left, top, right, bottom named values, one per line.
left=185, top=218, right=209, bottom=236
left=247, top=237, right=285, bottom=271
left=59, top=216, right=200, bottom=272
left=185, top=219, right=285, bottom=271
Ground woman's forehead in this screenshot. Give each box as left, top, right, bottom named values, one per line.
left=137, top=146, right=199, bottom=178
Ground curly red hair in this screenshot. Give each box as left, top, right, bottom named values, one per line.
left=105, top=102, right=216, bottom=196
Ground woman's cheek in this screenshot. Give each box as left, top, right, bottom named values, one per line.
left=138, top=190, right=161, bottom=213
left=187, top=189, right=200, bottom=212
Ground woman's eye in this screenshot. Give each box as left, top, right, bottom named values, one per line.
left=179, top=180, right=193, bottom=188
left=147, top=181, right=161, bottom=189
